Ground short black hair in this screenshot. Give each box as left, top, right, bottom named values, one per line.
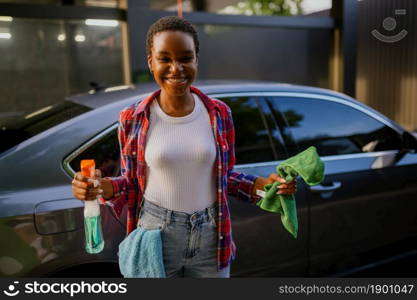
left=146, top=16, right=199, bottom=58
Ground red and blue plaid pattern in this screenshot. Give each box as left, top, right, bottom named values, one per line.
left=99, top=86, right=260, bottom=271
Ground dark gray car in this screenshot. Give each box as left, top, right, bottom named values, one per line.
left=1, top=81, right=417, bottom=277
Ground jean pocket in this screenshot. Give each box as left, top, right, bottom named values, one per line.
left=137, top=212, right=166, bottom=231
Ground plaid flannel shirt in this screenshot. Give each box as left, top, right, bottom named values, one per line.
left=99, top=86, right=261, bottom=270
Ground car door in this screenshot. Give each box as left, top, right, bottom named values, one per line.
left=213, top=93, right=309, bottom=277
left=265, top=93, right=417, bottom=276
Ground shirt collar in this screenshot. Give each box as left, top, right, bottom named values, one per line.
left=132, top=86, right=220, bottom=118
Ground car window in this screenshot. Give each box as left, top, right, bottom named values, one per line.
left=257, top=98, right=295, bottom=158
left=268, top=97, right=402, bottom=156
left=0, top=101, right=91, bottom=155
left=69, top=129, right=121, bottom=177
left=219, top=96, right=277, bottom=164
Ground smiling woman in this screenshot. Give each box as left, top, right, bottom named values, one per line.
left=147, top=30, right=197, bottom=116
left=145, top=17, right=199, bottom=117
left=71, top=16, right=296, bottom=278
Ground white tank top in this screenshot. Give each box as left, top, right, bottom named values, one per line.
left=143, top=93, right=217, bottom=213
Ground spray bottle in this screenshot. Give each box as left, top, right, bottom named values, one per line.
left=81, top=159, right=105, bottom=254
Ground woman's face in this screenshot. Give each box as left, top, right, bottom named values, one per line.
left=148, top=30, right=198, bottom=97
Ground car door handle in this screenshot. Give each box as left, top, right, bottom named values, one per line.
left=310, top=182, right=342, bottom=193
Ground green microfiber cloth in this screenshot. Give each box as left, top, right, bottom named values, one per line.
left=256, top=146, right=325, bottom=238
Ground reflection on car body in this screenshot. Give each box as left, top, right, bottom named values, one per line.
left=1, top=81, right=417, bottom=277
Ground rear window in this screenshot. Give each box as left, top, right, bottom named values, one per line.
left=0, top=101, right=91, bottom=154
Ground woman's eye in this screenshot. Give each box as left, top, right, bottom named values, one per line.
left=157, top=57, right=169, bottom=62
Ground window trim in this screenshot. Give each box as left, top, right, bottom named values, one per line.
left=233, top=150, right=400, bottom=174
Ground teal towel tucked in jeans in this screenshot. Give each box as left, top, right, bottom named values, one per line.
left=118, top=227, right=166, bottom=278
left=256, top=146, right=325, bottom=238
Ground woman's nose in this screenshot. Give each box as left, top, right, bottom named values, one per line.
left=170, top=61, right=183, bottom=73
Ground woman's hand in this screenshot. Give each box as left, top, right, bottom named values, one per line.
left=72, top=169, right=103, bottom=201
left=253, top=174, right=297, bottom=195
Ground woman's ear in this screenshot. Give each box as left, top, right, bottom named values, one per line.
left=147, top=54, right=153, bottom=73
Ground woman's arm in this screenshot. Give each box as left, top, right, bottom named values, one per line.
left=224, top=106, right=261, bottom=204
left=97, top=111, right=139, bottom=218
left=224, top=106, right=296, bottom=204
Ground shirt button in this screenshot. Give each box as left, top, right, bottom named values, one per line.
left=218, top=212, right=222, bottom=216
left=219, top=236, right=223, bottom=240
left=132, top=151, right=136, bottom=155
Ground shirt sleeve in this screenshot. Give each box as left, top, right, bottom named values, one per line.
left=98, top=112, right=139, bottom=219
left=224, top=105, right=261, bottom=205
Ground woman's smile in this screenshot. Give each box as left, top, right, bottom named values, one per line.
left=165, top=77, right=188, bottom=85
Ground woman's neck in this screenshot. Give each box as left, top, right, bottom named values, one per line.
left=157, top=90, right=195, bottom=117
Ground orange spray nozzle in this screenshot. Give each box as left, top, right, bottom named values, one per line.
left=81, top=159, right=95, bottom=178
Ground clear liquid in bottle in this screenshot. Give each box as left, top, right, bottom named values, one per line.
left=81, top=159, right=105, bottom=254
left=84, top=213, right=104, bottom=254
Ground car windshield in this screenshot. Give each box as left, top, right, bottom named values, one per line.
left=0, top=101, right=92, bottom=154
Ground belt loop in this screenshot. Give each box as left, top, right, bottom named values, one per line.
left=166, top=209, right=172, bottom=225
left=207, top=206, right=214, bottom=223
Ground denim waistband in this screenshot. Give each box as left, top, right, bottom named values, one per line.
left=140, top=200, right=218, bottom=225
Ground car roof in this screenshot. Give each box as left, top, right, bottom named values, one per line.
left=67, top=80, right=353, bottom=109
left=72, top=79, right=405, bottom=135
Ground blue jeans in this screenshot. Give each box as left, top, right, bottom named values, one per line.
left=137, top=200, right=231, bottom=278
